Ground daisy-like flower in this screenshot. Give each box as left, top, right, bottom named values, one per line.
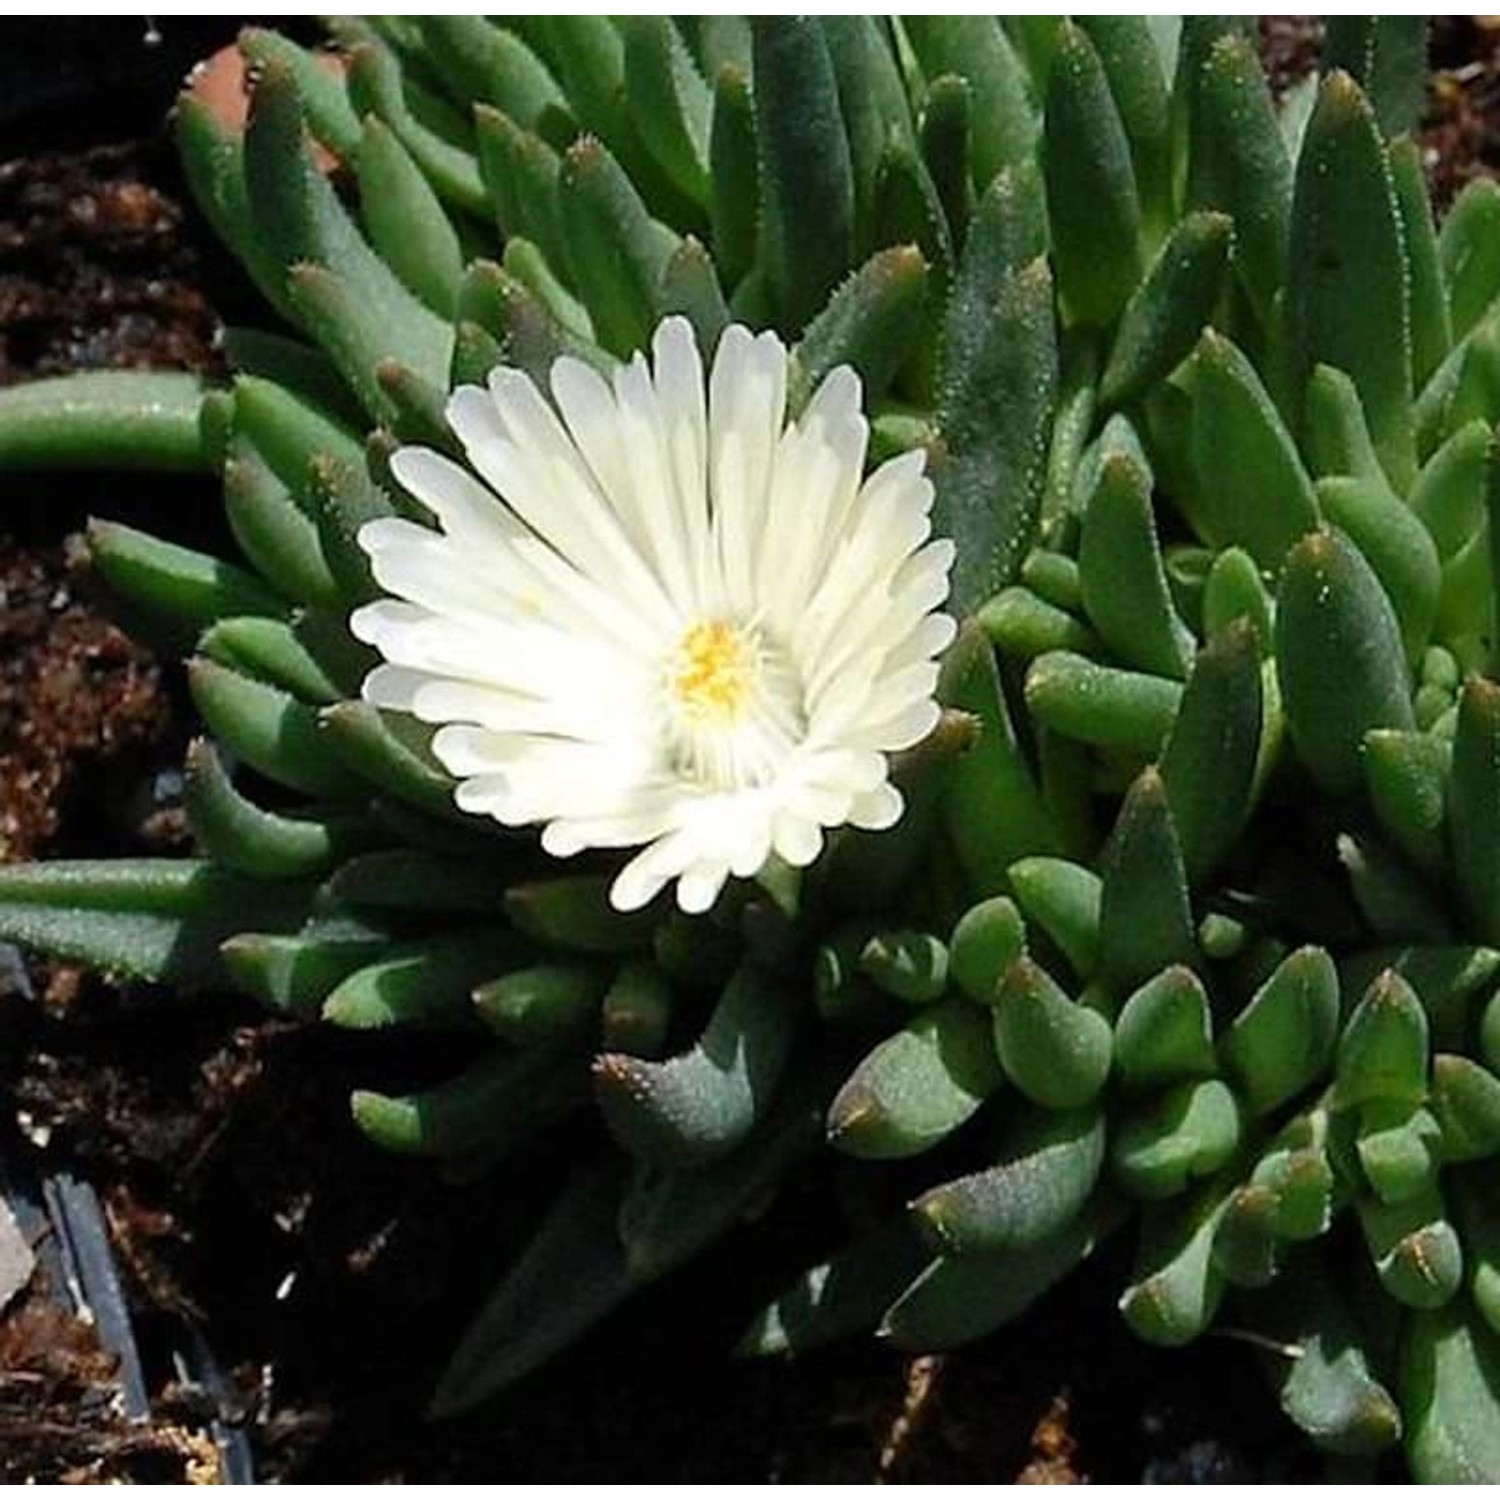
left=349, top=317, right=955, bottom=915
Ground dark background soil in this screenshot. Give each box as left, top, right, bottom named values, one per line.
left=0, top=17, right=1493, bottom=1483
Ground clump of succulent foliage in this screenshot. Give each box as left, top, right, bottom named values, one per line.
left=6, top=14, right=1500, bottom=1478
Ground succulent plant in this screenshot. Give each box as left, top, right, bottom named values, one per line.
left=5, top=13, right=1500, bottom=1479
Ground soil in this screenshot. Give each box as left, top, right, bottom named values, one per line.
left=0, top=16, right=1487, bottom=1484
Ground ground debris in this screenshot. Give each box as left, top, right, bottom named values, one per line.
left=0, top=143, right=221, bottom=384
left=0, top=1287, right=219, bottom=1482
left=1424, top=18, right=1500, bottom=208
left=0, top=539, right=168, bottom=865
left=1018, top=1392, right=1082, bottom=1485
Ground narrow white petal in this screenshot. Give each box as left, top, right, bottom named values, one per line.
left=772, top=811, right=824, bottom=867
left=849, top=782, right=904, bottom=830
left=359, top=662, right=426, bottom=712
left=710, top=328, right=787, bottom=615
left=677, top=861, right=730, bottom=914
left=611, top=830, right=698, bottom=912
left=850, top=698, right=943, bottom=753
left=447, top=382, right=679, bottom=634
left=613, top=353, right=700, bottom=612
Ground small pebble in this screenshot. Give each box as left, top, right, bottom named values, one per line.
left=0, top=1197, right=36, bottom=1314
left=0, top=942, right=34, bottom=1002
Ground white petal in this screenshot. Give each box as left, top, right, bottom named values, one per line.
left=710, top=327, right=787, bottom=615
left=849, top=782, right=903, bottom=831
left=772, top=811, right=824, bottom=867
left=611, top=830, right=697, bottom=912
left=677, top=860, right=730, bottom=914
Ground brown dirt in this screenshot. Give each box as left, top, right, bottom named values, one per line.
left=2, top=16, right=1489, bottom=1485
left=0, top=540, right=168, bottom=865
left=0, top=145, right=222, bottom=385
left=1423, top=18, right=1500, bottom=208
left=1259, top=16, right=1324, bottom=99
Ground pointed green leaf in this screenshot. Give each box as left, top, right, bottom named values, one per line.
left=1221, top=945, right=1340, bottom=1115
left=1450, top=678, right=1500, bottom=946
left=947, top=896, right=1026, bottom=1006
left=1389, top=137, right=1451, bottom=390
left=0, top=370, right=208, bottom=473
left=882, top=1197, right=1120, bottom=1351
left=246, top=59, right=451, bottom=391
left=356, top=116, right=463, bottom=318
left=822, top=18, right=917, bottom=257
left=1025, top=651, right=1182, bottom=755
left=993, top=957, right=1113, bottom=1109
left=1361, top=1184, right=1462, bottom=1308
left=1189, top=330, right=1320, bottom=570
left=1159, top=620, right=1264, bottom=885
left=184, top=738, right=367, bottom=879
left=1275, top=527, right=1414, bottom=798
left=751, top=18, right=854, bottom=332
left=1077, top=16, right=1171, bottom=242
left=1316, top=475, right=1440, bottom=667
left=1286, top=71, right=1414, bottom=489
left=1114, top=965, right=1216, bottom=1095
left=559, top=136, right=679, bottom=357
left=419, top=17, right=573, bottom=142
left=1100, top=211, right=1233, bottom=409
left=914, top=1104, right=1105, bottom=1254
left=936, top=624, right=1059, bottom=895
left=706, top=64, right=758, bottom=288
left=1112, top=1078, right=1243, bottom=1201
left=1120, top=1181, right=1230, bottom=1345
left=1079, top=447, right=1195, bottom=679
left=504, top=875, right=656, bottom=956
left=1431, top=1055, right=1500, bottom=1163
left=622, top=17, right=712, bottom=206
left=188, top=658, right=352, bottom=799
left=1099, top=768, right=1197, bottom=988
left=1008, top=857, right=1102, bottom=981
left=472, top=960, right=610, bottom=1046
left=738, top=1220, right=929, bottom=1358
left=86, top=519, right=284, bottom=649
left=344, top=41, right=487, bottom=217
left=1404, top=1301, right=1500, bottom=1482
left=0, top=860, right=308, bottom=988
left=430, top=1165, right=632, bottom=1416
left=1364, top=730, right=1450, bottom=875
left=1335, top=969, right=1431, bottom=1110
left=902, top=17, right=1035, bottom=188
left=792, top=245, right=929, bottom=406
left=326, top=933, right=530, bottom=1031
left=828, top=997, right=1003, bottom=1159
left=1185, top=32, right=1289, bottom=327
left=595, top=966, right=799, bottom=1166
left=1042, top=22, right=1143, bottom=328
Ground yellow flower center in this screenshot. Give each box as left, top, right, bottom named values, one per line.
left=663, top=618, right=807, bottom=790
left=671, top=619, right=757, bottom=725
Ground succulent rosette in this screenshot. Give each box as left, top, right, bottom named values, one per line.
left=3, top=15, right=1500, bottom=1479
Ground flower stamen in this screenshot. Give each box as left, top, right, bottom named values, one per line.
left=665, top=618, right=805, bottom=791
left=672, top=619, right=756, bottom=725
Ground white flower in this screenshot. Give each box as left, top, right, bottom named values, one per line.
left=349, top=317, right=955, bottom=915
